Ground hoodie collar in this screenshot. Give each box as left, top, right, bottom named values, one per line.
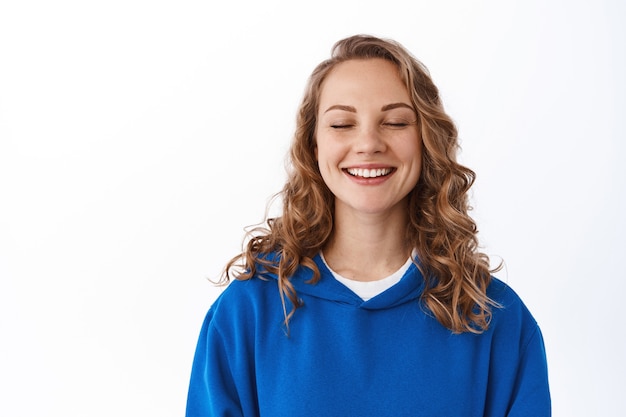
left=263, top=253, right=425, bottom=310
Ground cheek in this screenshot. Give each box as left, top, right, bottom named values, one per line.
left=398, top=133, right=422, bottom=157
left=402, top=135, right=423, bottom=180
left=314, top=135, right=331, bottom=164
left=314, top=140, right=339, bottom=182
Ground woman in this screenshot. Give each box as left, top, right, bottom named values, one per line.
left=186, top=35, right=551, bottom=416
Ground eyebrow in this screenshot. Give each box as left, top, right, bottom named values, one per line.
left=324, top=104, right=356, bottom=113
left=323, top=102, right=415, bottom=113
left=381, top=102, right=414, bottom=112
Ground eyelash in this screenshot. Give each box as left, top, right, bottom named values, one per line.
left=330, top=122, right=410, bottom=129
left=384, top=122, right=409, bottom=128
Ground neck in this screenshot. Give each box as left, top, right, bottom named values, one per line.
left=323, top=202, right=411, bottom=282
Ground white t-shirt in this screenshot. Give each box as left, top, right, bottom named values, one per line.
left=320, top=252, right=414, bottom=301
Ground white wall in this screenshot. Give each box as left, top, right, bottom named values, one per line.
left=1, top=0, right=624, bottom=415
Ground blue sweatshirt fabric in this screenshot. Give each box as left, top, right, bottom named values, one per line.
left=186, top=254, right=550, bottom=416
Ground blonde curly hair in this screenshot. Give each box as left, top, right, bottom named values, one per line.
left=223, top=34, right=499, bottom=334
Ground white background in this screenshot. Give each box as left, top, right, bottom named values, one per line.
left=1, top=0, right=624, bottom=415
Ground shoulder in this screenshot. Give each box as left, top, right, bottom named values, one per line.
left=212, top=276, right=279, bottom=315
left=486, top=277, right=542, bottom=348
left=487, top=277, right=535, bottom=317
left=487, top=277, right=531, bottom=310
left=202, top=276, right=284, bottom=337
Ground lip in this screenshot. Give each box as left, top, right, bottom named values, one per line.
left=342, top=165, right=396, bottom=185
left=343, top=163, right=394, bottom=170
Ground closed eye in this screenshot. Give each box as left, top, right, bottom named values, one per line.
left=383, top=121, right=412, bottom=129
left=330, top=124, right=354, bottom=129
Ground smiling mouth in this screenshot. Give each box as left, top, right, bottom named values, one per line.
left=345, top=168, right=394, bottom=178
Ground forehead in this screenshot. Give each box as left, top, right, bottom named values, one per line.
left=318, top=58, right=410, bottom=106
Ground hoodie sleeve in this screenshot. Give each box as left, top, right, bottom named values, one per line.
left=185, top=309, right=245, bottom=417
left=507, top=325, right=552, bottom=417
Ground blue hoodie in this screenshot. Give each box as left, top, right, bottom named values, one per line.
left=186, top=254, right=550, bottom=416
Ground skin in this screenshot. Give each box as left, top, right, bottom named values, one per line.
left=315, top=58, right=423, bottom=281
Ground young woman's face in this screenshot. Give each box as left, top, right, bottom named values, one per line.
left=315, top=58, right=422, bottom=218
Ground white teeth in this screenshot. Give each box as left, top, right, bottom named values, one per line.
left=346, top=168, right=392, bottom=178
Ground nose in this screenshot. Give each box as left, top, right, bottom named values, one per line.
left=354, top=125, right=386, bottom=154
